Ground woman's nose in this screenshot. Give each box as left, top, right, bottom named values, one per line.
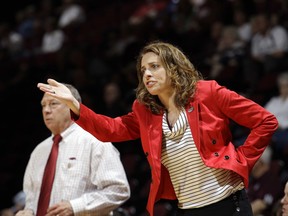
left=143, top=69, right=152, bottom=77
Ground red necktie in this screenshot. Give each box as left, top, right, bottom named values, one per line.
left=36, top=134, right=62, bottom=216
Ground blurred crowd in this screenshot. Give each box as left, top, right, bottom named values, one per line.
left=0, top=0, right=288, bottom=215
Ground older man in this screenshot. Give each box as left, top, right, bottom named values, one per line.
left=16, top=84, right=130, bottom=216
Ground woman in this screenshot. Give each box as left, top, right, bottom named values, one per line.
left=38, top=41, right=278, bottom=216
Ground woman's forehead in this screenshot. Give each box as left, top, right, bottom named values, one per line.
left=141, top=52, right=160, bottom=63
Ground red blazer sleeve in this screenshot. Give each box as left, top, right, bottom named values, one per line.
left=210, top=80, right=278, bottom=171
left=71, top=103, right=141, bottom=142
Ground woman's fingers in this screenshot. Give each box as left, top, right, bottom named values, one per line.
left=47, top=78, right=60, bottom=86
left=38, top=79, right=63, bottom=94
left=37, top=83, right=53, bottom=93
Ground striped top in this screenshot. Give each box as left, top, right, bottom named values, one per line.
left=161, top=109, right=244, bottom=209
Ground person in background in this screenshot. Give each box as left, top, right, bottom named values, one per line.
left=208, top=25, right=245, bottom=91
left=0, top=191, right=25, bottom=216
left=243, top=14, right=288, bottom=92
left=41, top=17, right=65, bottom=54
left=57, top=0, right=86, bottom=29
left=264, top=72, right=288, bottom=162
left=232, top=9, right=252, bottom=45
left=37, top=41, right=278, bottom=216
left=16, top=84, right=130, bottom=216
left=247, top=146, right=283, bottom=216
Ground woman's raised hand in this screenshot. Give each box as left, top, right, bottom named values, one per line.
left=37, top=78, right=80, bottom=116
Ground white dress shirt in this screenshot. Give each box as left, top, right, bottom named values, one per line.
left=23, top=123, right=130, bottom=216
left=41, top=29, right=65, bottom=53
left=251, top=25, right=288, bottom=57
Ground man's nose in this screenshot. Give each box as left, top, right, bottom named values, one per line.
left=42, top=105, right=51, bottom=112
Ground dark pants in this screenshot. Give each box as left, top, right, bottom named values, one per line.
left=176, top=189, right=253, bottom=216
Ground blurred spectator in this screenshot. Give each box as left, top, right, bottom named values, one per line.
left=199, top=21, right=224, bottom=76
left=165, top=0, right=215, bottom=55
left=101, top=81, right=126, bottom=117
left=105, top=23, right=137, bottom=59
left=251, top=14, right=288, bottom=69
left=189, top=0, right=223, bottom=34
left=0, top=191, right=25, bottom=216
left=41, top=17, right=65, bottom=54
left=128, top=0, right=167, bottom=26
left=208, top=25, right=246, bottom=90
left=14, top=6, right=44, bottom=57
left=265, top=72, right=288, bottom=130
left=57, top=0, right=86, bottom=29
left=168, top=0, right=197, bottom=35
left=233, top=9, right=252, bottom=44
left=0, top=23, right=23, bottom=60
left=244, top=14, right=288, bottom=91
left=247, top=146, right=283, bottom=216
left=264, top=72, right=288, bottom=161
left=87, top=55, right=112, bottom=86
left=16, top=5, right=38, bottom=40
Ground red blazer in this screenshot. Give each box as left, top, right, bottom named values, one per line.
left=74, top=80, right=278, bottom=216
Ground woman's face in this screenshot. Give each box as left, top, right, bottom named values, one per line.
left=141, top=52, right=172, bottom=96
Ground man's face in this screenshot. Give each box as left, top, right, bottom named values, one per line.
left=41, top=93, right=71, bottom=134
left=279, top=80, right=288, bottom=98
left=281, top=182, right=288, bottom=215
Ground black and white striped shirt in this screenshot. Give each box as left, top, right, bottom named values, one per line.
left=161, top=109, right=244, bottom=209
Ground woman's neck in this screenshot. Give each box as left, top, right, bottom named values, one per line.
left=159, top=91, right=178, bottom=111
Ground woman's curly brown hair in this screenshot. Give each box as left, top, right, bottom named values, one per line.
left=136, top=41, right=203, bottom=114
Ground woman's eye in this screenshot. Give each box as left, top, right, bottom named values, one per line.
left=152, top=64, right=159, bottom=69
